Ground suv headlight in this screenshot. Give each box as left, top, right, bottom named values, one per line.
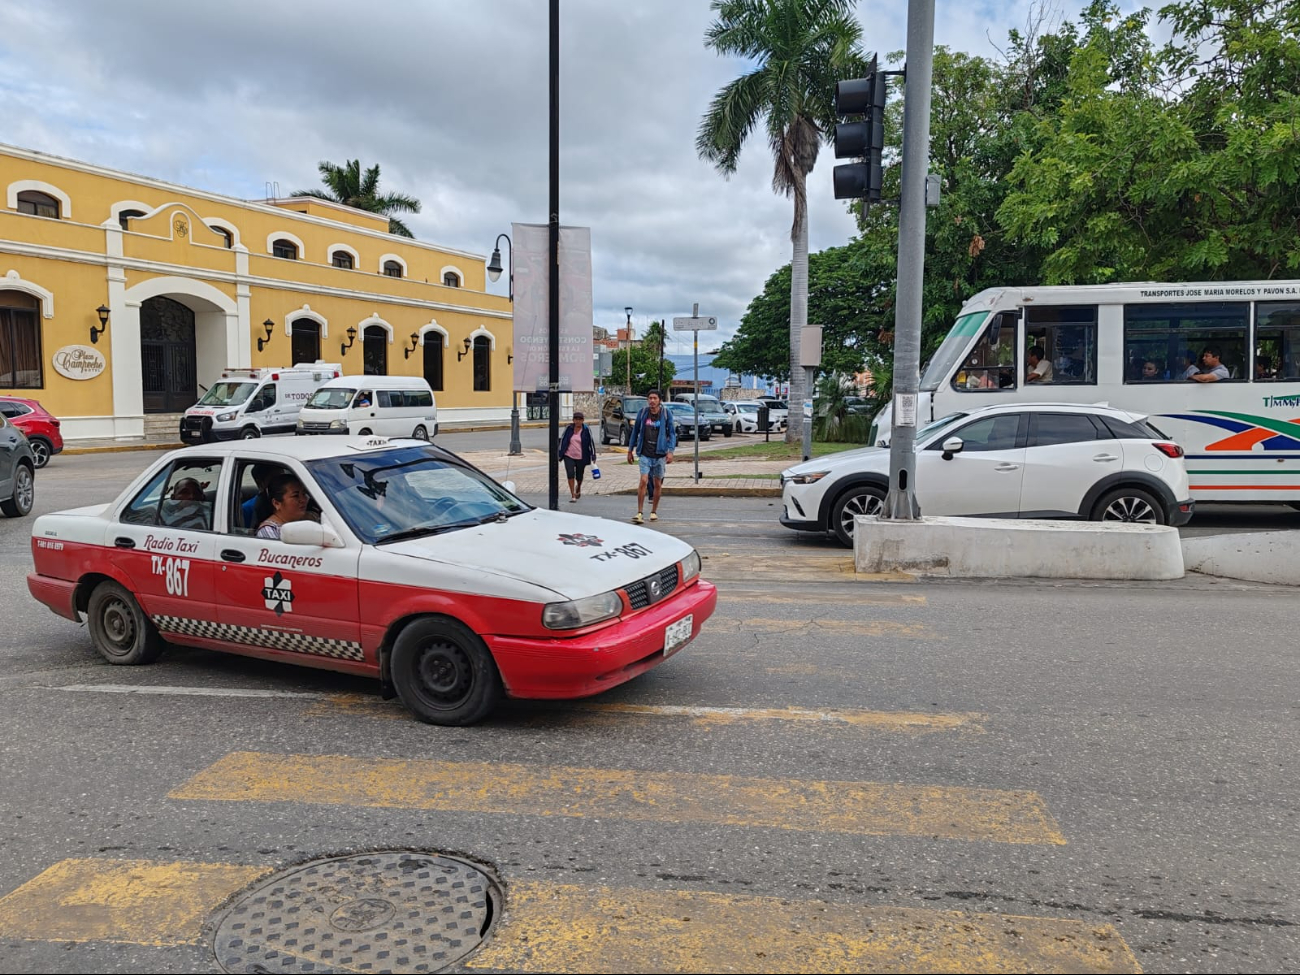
left=789, top=471, right=829, bottom=485
left=681, top=550, right=701, bottom=582
left=543, top=590, right=623, bottom=630
left=216, top=412, right=236, bottom=422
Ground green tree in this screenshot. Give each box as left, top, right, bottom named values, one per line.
left=611, top=340, right=676, bottom=395
left=293, top=159, right=422, bottom=238
left=697, top=0, right=865, bottom=442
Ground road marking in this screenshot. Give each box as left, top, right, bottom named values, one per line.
left=172, top=752, right=1066, bottom=845
left=708, top=617, right=941, bottom=638
left=54, top=683, right=330, bottom=699
left=304, top=695, right=983, bottom=733
left=719, top=591, right=927, bottom=606
left=469, top=882, right=1140, bottom=974
left=0, top=858, right=268, bottom=947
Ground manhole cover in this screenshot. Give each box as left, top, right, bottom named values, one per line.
left=212, top=852, right=500, bottom=974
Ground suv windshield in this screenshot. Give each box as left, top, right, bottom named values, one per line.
left=307, top=445, right=530, bottom=544
left=197, top=382, right=257, bottom=407
left=305, top=387, right=356, bottom=410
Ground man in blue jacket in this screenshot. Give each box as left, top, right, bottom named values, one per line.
left=625, top=389, right=676, bottom=524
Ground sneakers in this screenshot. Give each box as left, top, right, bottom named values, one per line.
left=569, top=496, right=577, bottom=503
left=632, top=512, right=643, bottom=524
left=649, top=512, right=659, bottom=522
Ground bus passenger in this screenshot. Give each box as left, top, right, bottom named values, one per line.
left=1186, top=347, right=1230, bottom=383
left=1026, top=346, right=1053, bottom=383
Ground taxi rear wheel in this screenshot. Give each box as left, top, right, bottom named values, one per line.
left=86, top=581, right=164, bottom=665
left=391, top=618, right=502, bottom=725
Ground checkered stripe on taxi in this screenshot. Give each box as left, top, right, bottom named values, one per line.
left=152, top=616, right=365, bottom=662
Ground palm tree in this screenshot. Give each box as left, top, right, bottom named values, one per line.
left=697, top=0, right=864, bottom=442
left=293, top=160, right=422, bottom=238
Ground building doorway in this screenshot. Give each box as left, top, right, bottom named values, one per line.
left=140, top=296, right=196, bottom=413
left=291, top=319, right=321, bottom=365
left=363, top=325, right=387, bottom=376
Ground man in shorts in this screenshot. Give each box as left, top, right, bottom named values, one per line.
left=626, top=389, right=677, bottom=524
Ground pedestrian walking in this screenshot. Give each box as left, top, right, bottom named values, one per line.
left=626, top=389, right=676, bottom=523
left=559, top=410, right=597, bottom=502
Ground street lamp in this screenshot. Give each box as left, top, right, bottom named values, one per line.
left=488, top=233, right=523, bottom=456
left=624, top=306, right=633, bottom=393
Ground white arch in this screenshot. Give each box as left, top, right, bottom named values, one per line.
left=267, top=230, right=306, bottom=259
left=378, top=253, right=407, bottom=277
left=417, top=320, right=449, bottom=348
left=109, top=199, right=153, bottom=225
left=468, top=325, right=496, bottom=350
left=358, top=312, right=394, bottom=344
left=7, top=179, right=72, bottom=218
left=0, top=269, right=54, bottom=319
left=202, top=217, right=241, bottom=248
left=284, top=303, right=329, bottom=338
left=439, top=265, right=465, bottom=286
left=327, top=243, right=360, bottom=268
left=122, top=275, right=238, bottom=314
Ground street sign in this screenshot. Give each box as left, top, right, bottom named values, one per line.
left=673, top=315, right=717, bottom=331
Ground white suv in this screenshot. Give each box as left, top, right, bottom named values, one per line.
left=780, top=403, right=1194, bottom=546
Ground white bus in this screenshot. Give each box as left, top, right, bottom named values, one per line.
left=871, top=281, right=1300, bottom=505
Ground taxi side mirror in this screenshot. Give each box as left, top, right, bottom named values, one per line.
left=941, top=437, right=964, bottom=460
left=281, top=520, right=345, bottom=548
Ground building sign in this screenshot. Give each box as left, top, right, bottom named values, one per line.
left=52, top=345, right=106, bottom=380
left=511, top=222, right=595, bottom=393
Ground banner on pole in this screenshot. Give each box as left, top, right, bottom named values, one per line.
left=511, top=223, right=594, bottom=393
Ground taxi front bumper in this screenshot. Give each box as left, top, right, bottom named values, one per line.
left=488, top=580, right=717, bottom=699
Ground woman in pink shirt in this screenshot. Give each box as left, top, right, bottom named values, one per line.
left=558, top=411, right=597, bottom=502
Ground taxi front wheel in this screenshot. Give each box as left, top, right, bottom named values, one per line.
left=87, top=581, right=165, bottom=665
left=391, top=617, right=503, bottom=725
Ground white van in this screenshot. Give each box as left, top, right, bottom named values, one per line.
left=297, top=375, right=438, bottom=439
left=181, top=363, right=341, bottom=443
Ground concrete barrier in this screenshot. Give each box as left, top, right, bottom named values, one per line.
left=1182, top=531, right=1300, bottom=586
left=854, top=515, right=1185, bottom=580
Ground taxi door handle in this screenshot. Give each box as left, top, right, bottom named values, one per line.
left=114, top=537, right=135, bottom=549
left=221, top=549, right=246, bottom=563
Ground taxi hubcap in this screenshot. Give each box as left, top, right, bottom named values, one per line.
left=415, top=641, right=472, bottom=707
left=102, top=599, right=135, bottom=651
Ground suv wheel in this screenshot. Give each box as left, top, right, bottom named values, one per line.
left=618, top=425, right=629, bottom=447
left=28, top=437, right=51, bottom=468
left=830, top=484, right=886, bottom=547
left=1092, top=487, right=1165, bottom=525
left=600, top=424, right=611, bottom=445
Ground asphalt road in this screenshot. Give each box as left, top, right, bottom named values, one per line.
left=0, top=453, right=1296, bottom=973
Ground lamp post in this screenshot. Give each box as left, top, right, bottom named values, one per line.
left=547, top=0, right=560, bottom=510
left=624, top=306, right=633, bottom=393
left=487, top=233, right=522, bottom=456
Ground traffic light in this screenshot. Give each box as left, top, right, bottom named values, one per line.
left=833, top=56, right=886, bottom=202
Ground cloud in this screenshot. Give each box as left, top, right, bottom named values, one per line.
left=0, top=0, right=1139, bottom=347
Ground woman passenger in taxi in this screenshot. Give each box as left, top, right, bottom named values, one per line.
left=256, top=473, right=313, bottom=540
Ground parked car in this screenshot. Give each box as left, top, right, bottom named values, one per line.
left=0, top=396, right=62, bottom=468
left=600, top=394, right=647, bottom=446
left=297, top=375, right=438, bottom=439
left=0, top=409, right=36, bottom=517
left=26, top=437, right=716, bottom=724
left=725, top=401, right=778, bottom=434
left=780, top=403, right=1194, bottom=546
left=672, top=395, right=733, bottom=437
left=756, top=398, right=789, bottom=430
left=665, top=402, right=711, bottom=441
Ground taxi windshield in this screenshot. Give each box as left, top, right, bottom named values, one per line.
left=197, top=381, right=257, bottom=407
left=305, top=387, right=356, bottom=409
left=306, top=445, right=531, bottom=544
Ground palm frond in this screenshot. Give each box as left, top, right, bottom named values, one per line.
left=696, top=68, right=769, bottom=175
left=387, top=216, right=415, bottom=238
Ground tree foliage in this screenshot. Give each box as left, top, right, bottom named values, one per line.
left=611, top=321, right=676, bottom=395
left=294, top=159, right=422, bottom=238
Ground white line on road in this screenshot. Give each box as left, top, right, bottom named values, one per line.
left=53, top=683, right=330, bottom=699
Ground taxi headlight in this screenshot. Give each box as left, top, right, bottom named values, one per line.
left=542, top=590, right=623, bottom=630
left=789, top=470, right=829, bottom=485
left=329, top=419, right=347, bottom=430
left=681, top=550, right=701, bottom=582
left=216, top=411, right=236, bottom=422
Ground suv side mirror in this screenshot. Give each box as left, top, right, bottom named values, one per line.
left=941, top=437, right=964, bottom=460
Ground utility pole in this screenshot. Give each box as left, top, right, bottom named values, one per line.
left=547, top=0, right=560, bottom=511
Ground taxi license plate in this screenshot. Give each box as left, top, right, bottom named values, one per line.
left=664, top=614, right=693, bottom=657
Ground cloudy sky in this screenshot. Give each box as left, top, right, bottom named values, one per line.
left=0, top=0, right=1122, bottom=353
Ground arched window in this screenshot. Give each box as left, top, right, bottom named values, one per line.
left=213, top=227, right=233, bottom=249
left=363, top=325, right=388, bottom=376
left=423, top=338, right=444, bottom=391
left=383, top=260, right=404, bottom=278
left=291, top=319, right=321, bottom=365
left=16, top=191, right=59, bottom=219
left=332, top=251, right=355, bottom=270
left=473, top=335, right=491, bottom=391
left=118, top=208, right=146, bottom=231
left=443, top=271, right=461, bottom=288
left=0, top=290, right=42, bottom=388
left=272, top=238, right=299, bottom=260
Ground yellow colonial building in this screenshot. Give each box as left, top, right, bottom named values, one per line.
left=0, top=143, right=513, bottom=441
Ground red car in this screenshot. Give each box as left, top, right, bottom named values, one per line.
left=0, top=397, right=62, bottom=468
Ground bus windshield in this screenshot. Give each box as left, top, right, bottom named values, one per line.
left=920, top=311, right=990, bottom=391
left=197, top=382, right=257, bottom=407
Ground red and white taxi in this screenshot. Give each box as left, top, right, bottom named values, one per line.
left=27, top=437, right=717, bottom=724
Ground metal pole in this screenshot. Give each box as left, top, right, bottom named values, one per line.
left=657, top=318, right=664, bottom=392
left=882, top=0, right=935, bottom=521
left=693, top=327, right=701, bottom=482
left=547, top=0, right=560, bottom=511
left=801, top=364, right=814, bottom=462
left=508, top=392, right=522, bottom=455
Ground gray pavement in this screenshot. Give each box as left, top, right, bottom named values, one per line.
left=0, top=452, right=1297, bottom=973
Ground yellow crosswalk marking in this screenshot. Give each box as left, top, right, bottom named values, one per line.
left=709, top=617, right=941, bottom=637
left=469, top=881, right=1141, bottom=974
left=718, top=592, right=928, bottom=606
left=172, top=752, right=1066, bottom=845
left=0, top=858, right=267, bottom=946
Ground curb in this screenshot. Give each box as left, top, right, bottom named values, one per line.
left=63, top=442, right=182, bottom=456
left=609, top=485, right=782, bottom=498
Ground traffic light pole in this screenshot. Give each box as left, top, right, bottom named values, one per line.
left=881, top=0, right=935, bottom=521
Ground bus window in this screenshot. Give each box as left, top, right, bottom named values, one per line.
left=1123, top=302, right=1249, bottom=382
left=1255, top=302, right=1300, bottom=382
left=1026, top=306, right=1097, bottom=384
left=952, top=312, right=1018, bottom=392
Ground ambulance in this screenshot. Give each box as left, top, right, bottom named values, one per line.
left=180, top=363, right=341, bottom=443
